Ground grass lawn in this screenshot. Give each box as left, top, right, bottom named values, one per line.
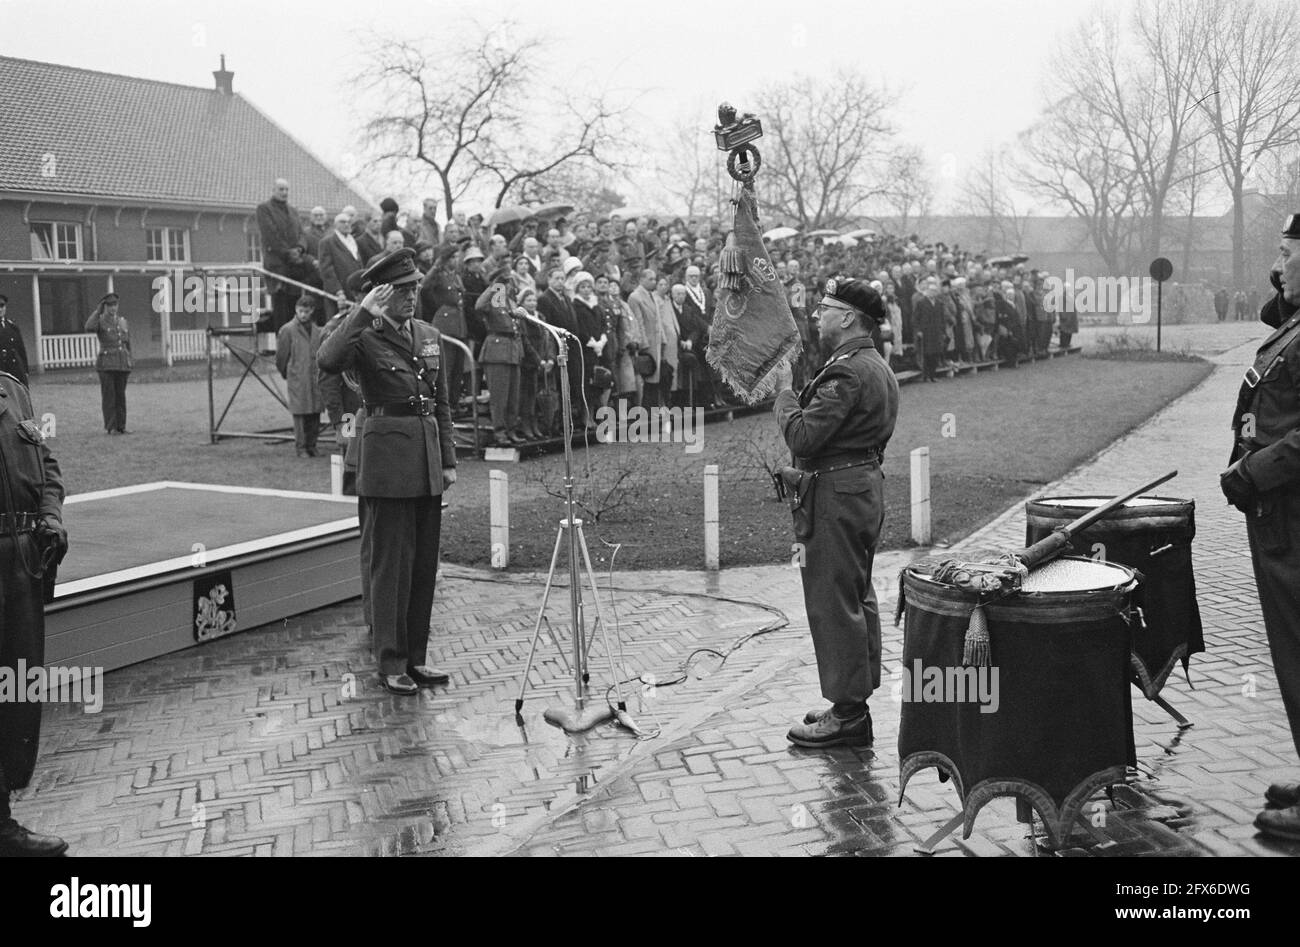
left=27, top=350, right=1212, bottom=571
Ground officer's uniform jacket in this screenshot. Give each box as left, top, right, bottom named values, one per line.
left=775, top=336, right=899, bottom=465
left=85, top=311, right=132, bottom=372
left=0, top=372, right=63, bottom=521
left=1232, top=293, right=1300, bottom=493
left=0, top=319, right=29, bottom=387
left=316, top=309, right=456, bottom=498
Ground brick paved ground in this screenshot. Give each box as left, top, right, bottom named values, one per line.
left=18, top=321, right=1298, bottom=856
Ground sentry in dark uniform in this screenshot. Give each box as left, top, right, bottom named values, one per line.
left=0, top=371, right=68, bottom=855
left=0, top=295, right=30, bottom=387
left=1221, top=213, right=1300, bottom=842
left=774, top=277, right=899, bottom=748
left=317, top=249, right=457, bottom=696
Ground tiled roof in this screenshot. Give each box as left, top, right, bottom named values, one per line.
left=0, top=56, right=370, bottom=212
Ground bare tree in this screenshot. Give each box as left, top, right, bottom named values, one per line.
left=952, top=147, right=1029, bottom=251
left=650, top=114, right=715, bottom=220
left=880, top=145, right=933, bottom=234
left=751, top=70, right=898, bottom=230
left=1016, top=97, right=1146, bottom=274
left=354, top=21, right=627, bottom=217
left=1194, top=0, right=1300, bottom=288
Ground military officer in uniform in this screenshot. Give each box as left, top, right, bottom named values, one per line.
left=1221, top=213, right=1300, bottom=841
left=775, top=277, right=899, bottom=747
left=317, top=249, right=457, bottom=696
left=0, top=295, right=30, bottom=387
left=0, top=370, right=68, bottom=855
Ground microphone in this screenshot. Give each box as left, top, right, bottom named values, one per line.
left=516, top=309, right=577, bottom=343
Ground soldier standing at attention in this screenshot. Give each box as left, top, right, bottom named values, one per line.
left=1221, top=213, right=1300, bottom=842
left=774, top=278, right=899, bottom=748
left=317, top=249, right=457, bottom=696
left=0, top=295, right=29, bottom=387
left=0, top=370, right=68, bottom=855
left=85, top=292, right=132, bottom=434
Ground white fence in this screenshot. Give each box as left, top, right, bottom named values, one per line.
left=41, top=330, right=223, bottom=369
left=41, top=334, right=100, bottom=369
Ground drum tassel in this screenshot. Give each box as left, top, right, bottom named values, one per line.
left=961, top=604, right=991, bottom=668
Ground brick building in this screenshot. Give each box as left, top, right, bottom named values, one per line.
left=0, top=55, right=370, bottom=371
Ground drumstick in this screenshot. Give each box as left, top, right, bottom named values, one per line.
left=1015, top=469, right=1178, bottom=571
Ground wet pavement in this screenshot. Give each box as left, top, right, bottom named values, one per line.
left=16, top=322, right=1300, bottom=856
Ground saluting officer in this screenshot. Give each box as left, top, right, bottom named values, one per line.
left=775, top=277, right=899, bottom=748
left=0, top=371, right=68, bottom=855
left=317, top=249, right=457, bottom=696
left=1221, top=213, right=1300, bottom=842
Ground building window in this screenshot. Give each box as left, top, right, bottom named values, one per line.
left=146, top=227, right=190, bottom=263
left=30, top=222, right=83, bottom=261
left=246, top=230, right=262, bottom=264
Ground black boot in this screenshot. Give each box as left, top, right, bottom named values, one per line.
left=0, top=818, right=68, bottom=857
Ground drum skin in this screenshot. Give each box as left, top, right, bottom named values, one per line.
left=897, top=558, right=1138, bottom=849
left=1025, top=495, right=1204, bottom=698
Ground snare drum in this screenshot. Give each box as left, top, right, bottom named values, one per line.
left=898, top=557, right=1139, bottom=849
left=1025, top=495, right=1204, bottom=698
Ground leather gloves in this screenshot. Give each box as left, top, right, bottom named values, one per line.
left=37, top=514, right=68, bottom=567
left=1220, top=455, right=1256, bottom=513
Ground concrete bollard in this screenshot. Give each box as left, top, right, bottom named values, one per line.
left=489, top=469, right=509, bottom=569
left=911, top=447, right=931, bottom=545
left=704, top=464, right=719, bottom=570
left=330, top=453, right=343, bottom=496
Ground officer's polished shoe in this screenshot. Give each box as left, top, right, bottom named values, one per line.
left=381, top=674, right=419, bottom=695
left=1254, top=804, right=1300, bottom=842
left=406, top=665, right=450, bottom=686
left=787, top=705, right=874, bottom=748
left=1265, top=781, right=1300, bottom=808
left=0, top=819, right=68, bottom=857
left=803, top=706, right=831, bottom=724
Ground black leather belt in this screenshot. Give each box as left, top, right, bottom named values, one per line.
left=0, top=511, right=40, bottom=533
left=797, top=448, right=883, bottom=472
left=366, top=397, right=433, bottom=417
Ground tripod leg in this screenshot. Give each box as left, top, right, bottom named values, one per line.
left=576, top=522, right=626, bottom=708
left=515, top=525, right=568, bottom=710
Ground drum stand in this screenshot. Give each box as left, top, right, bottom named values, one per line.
left=514, top=331, right=627, bottom=725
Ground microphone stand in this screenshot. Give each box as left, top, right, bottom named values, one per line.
left=514, top=310, right=627, bottom=731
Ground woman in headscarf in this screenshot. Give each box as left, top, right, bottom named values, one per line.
left=509, top=254, right=537, bottom=302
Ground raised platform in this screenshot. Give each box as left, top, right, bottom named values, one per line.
left=47, top=482, right=360, bottom=672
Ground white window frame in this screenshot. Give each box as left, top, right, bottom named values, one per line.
left=146, top=226, right=191, bottom=263
left=30, top=221, right=83, bottom=261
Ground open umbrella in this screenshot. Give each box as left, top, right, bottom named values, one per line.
left=488, top=205, right=534, bottom=228
left=987, top=255, right=1014, bottom=267
left=837, top=235, right=860, bottom=248
left=843, top=228, right=877, bottom=240
left=1010, top=253, right=1031, bottom=265
left=763, top=226, right=801, bottom=241
left=806, top=228, right=840, bottom=239
left=532, top=202, right=574, bottom=220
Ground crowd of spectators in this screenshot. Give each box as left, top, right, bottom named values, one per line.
left=257, top=178, right=1080, bottom=449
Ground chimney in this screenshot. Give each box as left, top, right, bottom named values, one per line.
left=213, top=54, right=234, bottom=95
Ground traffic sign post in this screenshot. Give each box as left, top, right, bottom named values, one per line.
left=1150, top=257, right=1173, bottom=352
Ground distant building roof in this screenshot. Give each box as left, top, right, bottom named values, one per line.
left=0, top=55, right=369, bottom=212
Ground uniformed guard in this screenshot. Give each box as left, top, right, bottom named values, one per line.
left=0, top=371, right=68, bottom=855
left=1221, top=213, right=1300, bottom=841
left=774, top=277, right=900, bottom=747
left=0, top=295, right=30, bottom=387
left=317, top=249, right=457, bottom=696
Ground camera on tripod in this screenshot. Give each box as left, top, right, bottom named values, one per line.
left=713, top=103, right=763, bottom=152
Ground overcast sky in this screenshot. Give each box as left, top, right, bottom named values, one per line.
left=3, top=0, right=1148, bottom=215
